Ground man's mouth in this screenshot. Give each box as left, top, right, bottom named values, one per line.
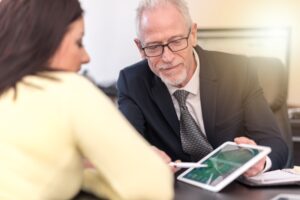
left=160, top=64, right=179, bottom=71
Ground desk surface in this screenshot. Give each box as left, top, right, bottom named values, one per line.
left=175, top=181, right=300, bottom=200
left=75, top=181, right=300, bottom=200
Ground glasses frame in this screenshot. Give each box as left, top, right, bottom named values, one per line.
left=142, top=28, right=192, bottom=57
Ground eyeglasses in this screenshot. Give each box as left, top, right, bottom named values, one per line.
left=141, top=28, right=191, bottom=57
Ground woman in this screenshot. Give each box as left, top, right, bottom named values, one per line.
left=0, top=0, right=174, bottom=199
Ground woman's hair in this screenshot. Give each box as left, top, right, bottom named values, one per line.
left=0, top=0, right=83, bottom=96
left=135, top=0, right=192, bottom=38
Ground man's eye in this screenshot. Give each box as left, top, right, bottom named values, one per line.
left=146, top=45, right=160, bottom=50
left=170, top=39, right=183, bottom=45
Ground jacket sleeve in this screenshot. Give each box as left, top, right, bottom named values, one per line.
left=243, top=62, right=288, bottom=170
left=117, top=70, right=147, bottom=136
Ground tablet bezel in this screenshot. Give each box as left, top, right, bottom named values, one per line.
left=177, top=141, right=271, bottom=192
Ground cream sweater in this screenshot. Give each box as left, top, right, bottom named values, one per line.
left=0, top=72, right=173, bottom=200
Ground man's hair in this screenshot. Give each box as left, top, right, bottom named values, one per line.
left=135, top=0, right=192, bottom=38
left=0, top=0, right=83, bottom=96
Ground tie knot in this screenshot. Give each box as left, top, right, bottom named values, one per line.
left=174, top=90, right=189, bottom=106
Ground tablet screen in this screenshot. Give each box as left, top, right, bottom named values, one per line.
left=182, top=143, right=261, bottom=186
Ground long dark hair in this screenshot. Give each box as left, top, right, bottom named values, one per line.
left=0, top=0, right=83, bottom=96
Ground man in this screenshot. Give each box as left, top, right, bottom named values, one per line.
left=117, top=0, right=288, bottom=176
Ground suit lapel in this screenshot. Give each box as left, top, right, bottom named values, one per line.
left=151, top=77, right=180, bottom=136
left=197, top=46, right=218, bottom=143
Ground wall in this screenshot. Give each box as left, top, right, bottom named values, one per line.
left=81, top=0, right=300, bottom=105
left=79, top=0, right=140, bottom=86
left=188, top=0, right=300, bottom=106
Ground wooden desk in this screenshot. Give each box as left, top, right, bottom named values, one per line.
left=74, top=181, right=300, bottom=200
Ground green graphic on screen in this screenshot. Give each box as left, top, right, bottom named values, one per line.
left=183, top=144, right=260, bottom=186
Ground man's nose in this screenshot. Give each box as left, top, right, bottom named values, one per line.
left=161, top=45, right=175, bottom=62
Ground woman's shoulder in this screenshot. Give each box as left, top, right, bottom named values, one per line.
left=22, top=71, right=100, bottom=99
left=45, top=71, right=91, bottom=82
left=33, top=71, right=109, bottom=107
left=34, top=71, right=95, bottom=89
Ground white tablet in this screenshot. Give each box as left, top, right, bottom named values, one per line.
left=177, top=141, right=271, bottom=192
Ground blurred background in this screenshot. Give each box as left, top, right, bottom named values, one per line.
left=79, top=0, right=300, bottom=106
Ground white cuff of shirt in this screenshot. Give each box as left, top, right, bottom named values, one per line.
left=260, top=156, right=272, bottom=174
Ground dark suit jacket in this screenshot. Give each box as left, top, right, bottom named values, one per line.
left=117, top=45, right=288, bottom=170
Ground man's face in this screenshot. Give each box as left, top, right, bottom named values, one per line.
left=135, top=3, right=197, bottom=87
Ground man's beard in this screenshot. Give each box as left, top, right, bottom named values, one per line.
left=159, top=69, right=187, bottom=87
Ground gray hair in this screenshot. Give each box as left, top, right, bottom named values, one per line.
left=135, top=0, right=192, bottom=38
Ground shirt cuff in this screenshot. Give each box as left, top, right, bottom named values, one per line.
left=261, top=156, right=272, bottom=174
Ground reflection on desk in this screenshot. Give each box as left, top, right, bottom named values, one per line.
left=74, top=181, right=300, bottom=200
left=175, top=181, right=300, bottom=200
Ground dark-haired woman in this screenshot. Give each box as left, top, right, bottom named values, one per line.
left=0, top=0, right=174, bottom=199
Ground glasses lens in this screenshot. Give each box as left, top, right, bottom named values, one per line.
left=168, top=38, right=188, bottom=52
left=144, top=45, right=163, bottom=57
left=143, top=29, right=190, bottom=57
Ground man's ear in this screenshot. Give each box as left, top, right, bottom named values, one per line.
left=134, top=38, right=146, bottom=59
left=190, top=23, right=198, bottom=47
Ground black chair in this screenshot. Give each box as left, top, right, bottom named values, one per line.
left=250, top=56, right=293, bottom=168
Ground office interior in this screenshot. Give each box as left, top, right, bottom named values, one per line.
left=80, top=0, right=300, bottom=166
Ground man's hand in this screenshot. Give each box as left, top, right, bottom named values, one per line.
left=151, top=146, right=180, bottom=173
left=234, top=137, right=266, bottom=177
